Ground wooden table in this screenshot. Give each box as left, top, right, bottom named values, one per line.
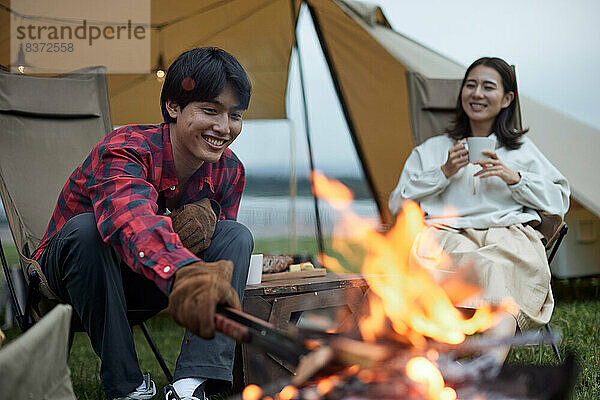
left=233, top=273, right=369, bottom=389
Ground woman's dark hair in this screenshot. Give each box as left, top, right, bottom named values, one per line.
left=446, top=57, right=528, bottom=149
left=160, top=47, right=252, bottom=123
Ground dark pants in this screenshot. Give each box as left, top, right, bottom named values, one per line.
left=40, top=213, right=253, bottom=399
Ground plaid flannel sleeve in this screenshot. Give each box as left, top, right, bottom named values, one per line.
left=86, top=145, right=198, bottom=294
left=219, top=161, right=245, bottom=220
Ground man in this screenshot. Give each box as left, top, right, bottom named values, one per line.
left=32, top=47, right=253, bottom=400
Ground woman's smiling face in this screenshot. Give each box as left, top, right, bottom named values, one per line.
left=461, top=65, right=514, bottom=133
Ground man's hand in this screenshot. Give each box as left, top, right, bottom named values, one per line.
left=474, top=150, right=521, bottom=185
left=170, top=198, right=217, bottom=254
left=168, top=261, right=241, bottom=339
left=441, top=140, right=469, bottom=178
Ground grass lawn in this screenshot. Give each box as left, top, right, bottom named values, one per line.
left=2, top=239, right=599, bottom=399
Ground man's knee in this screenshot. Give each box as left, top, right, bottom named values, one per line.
left=215, top=220, right=254, bottom=252
left=232, top=221, right=254, bottom=252
left=57, top=213, right=119, bottom=274
left=61, top=213, right=104, bottom=249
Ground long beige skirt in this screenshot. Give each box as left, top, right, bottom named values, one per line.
left=410, top=224, right=554, bottom=331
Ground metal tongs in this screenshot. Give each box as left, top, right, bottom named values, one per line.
left=215, top=306, right=311, bottom=366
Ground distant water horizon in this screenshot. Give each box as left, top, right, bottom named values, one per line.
left=0, top=195, right=381, bottom=244
left=238, top=195, right=379, bottom=238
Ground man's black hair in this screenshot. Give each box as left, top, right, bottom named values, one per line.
left=160, top=47, right=252, bottom=123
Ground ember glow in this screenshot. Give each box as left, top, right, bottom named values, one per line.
left=242, top=384, right=263, bottom=400
left=313, top=171, right=496, bottom=346
left=406, top=357, right=457, bottom=400
left=279, top=385, right=299, bottom=400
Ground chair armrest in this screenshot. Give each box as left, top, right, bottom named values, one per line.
left=531, top=211, right=566, bottom=250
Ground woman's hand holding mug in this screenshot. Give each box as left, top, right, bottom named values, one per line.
left=441, top=139, right=469, bottom=178
left=473, top=150, right=521, bottom=185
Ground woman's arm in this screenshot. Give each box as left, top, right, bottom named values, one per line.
left=506, top=141, right=570, bottom=216
left=474, top=139, right=570, bottom=217
left=508, top=170, right=570, bottom=216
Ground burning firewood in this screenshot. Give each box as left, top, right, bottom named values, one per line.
left=292, top=337, right=392, bottom=386
left=293, top=346, right=335, bottom=386
left=235, top=353, right=577, bottom=400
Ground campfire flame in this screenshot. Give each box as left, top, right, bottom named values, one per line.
left=406, top=357, right=457, bottom=400
left=312, top=171, right=512, bottom=399
left=242, top=172, right=518, bottom=400
left=313, top=171, right=495, bottom=346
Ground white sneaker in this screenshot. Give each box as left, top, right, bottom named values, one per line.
left=163, top=384, right=206, bottom=400
left=114, top=373, right=156, bottom=399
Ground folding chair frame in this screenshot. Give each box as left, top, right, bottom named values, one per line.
left=1, top=238, right=31, bottom=330
left=0, top=238, right=173, bottom=382
left=544, top=223, right=569, bottom=362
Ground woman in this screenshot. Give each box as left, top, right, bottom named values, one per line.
left=389, top=57, right=570, bottom=362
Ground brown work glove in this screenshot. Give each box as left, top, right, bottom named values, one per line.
left=167, top=260, right=241, bottom=339
left=170, top=198, right=217, bottom=254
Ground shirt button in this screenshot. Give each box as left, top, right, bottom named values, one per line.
left=170, top=186, right=176, bottom=191
left=139, top=251, right=145, bottom=258
left=164, top=266, right=171, bottom=273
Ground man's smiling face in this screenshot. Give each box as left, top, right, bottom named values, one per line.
left=167, top=83, right=244, bottom=166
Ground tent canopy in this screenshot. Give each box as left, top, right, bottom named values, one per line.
left=307, top=0, right=600, bottom=222
left=107, top=0, right=301, bottom=123
left=1, top=0, right=598, bottom=221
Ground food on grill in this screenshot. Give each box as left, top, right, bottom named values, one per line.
left=287, top=262, right=314, bottom=272
left=262, top=254, right=293, bottom=273
left=289, top=264, right=301, bottom=272
left=300, top=262, right=314, bottom=270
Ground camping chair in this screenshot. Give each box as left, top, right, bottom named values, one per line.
left=405, top=70, right=567, bottom=361
left=0, top=305, right=76, bottom=399
left=0, top=67, right=173, bottom=381
left=536, top=212, right=568, bottom=362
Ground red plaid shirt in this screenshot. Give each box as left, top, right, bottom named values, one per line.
left=33, top=123, right=245, bottom=294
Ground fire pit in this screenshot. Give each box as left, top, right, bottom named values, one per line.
left=218, top=305, right=576, bottom=400
left=218, top=174, right=578, bottom=400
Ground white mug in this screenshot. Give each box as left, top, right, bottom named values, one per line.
left=246, top=254, right=263, bottom=285
left=467, top=136, right=496, bottom=163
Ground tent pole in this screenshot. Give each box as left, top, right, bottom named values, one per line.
left=305, top=2, right=390, bottom=226
left=287, top=119, right=297, bottom=254
left=289, top=0, right=325, bottom=259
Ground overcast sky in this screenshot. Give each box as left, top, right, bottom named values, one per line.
left=231, top=0, right=600, bottom=178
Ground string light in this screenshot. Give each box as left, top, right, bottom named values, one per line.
left=155, top=52, right=165, bottom=80
left=154, top=27, right=166, bottom=81
left=15, top=43, right=28, bottom=73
